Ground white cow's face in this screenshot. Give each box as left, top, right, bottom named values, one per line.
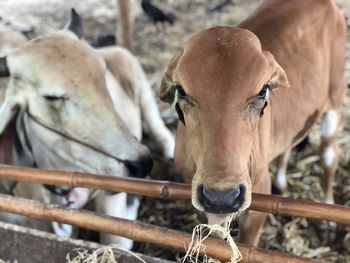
left=0, top=28, right=152, bottom=178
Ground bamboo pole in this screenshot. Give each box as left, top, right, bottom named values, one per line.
left=0, top=194, right=323, bottom=263
left=0, top=165, right=349, bottom=225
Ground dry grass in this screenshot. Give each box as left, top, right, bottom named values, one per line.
left=182, top=217, right=242, bottom=263
left=66, top=245, right=147, bottom=263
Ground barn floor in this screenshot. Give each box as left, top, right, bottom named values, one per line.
left=0, top=0, right=349, bottom=262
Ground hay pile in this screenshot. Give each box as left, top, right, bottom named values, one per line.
left=66, top=245, right=146, bottom=263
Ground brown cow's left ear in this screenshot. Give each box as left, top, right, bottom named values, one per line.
left=263, top=51, right=290, bottom=89
left=159, top=51, right=183, bottom=103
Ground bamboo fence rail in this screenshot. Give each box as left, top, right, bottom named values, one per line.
left=0, top=165, right=349, bottom=225
left=0, top=194, right=324, bottom=263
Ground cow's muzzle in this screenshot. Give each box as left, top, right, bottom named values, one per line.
left=197, top=184, right=245, bottom=214
left=125, top=154, right=153, bottom=178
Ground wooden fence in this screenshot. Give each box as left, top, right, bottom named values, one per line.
left=0, top=165, right=349, bottom=262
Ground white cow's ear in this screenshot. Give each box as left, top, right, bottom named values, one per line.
left=0, top=57, right=10, bottom=77
left=0, top=57, right=25, bottom=134
left=159, top=51, right=183, bottom=103
left=64, top=8, right=83, bottom=39
left=263, top=51, right=290, bottom=89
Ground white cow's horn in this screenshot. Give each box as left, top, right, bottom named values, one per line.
left=64, top=8, right=83, bottom=39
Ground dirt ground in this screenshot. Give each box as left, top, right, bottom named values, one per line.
left=0, top=0, right=350, bottom=262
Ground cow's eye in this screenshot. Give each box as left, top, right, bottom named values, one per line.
left=43, top=95, right=67, bottom=102
left=176, top=85, right=188, bottom=101
left=257, top=84, right=272, bottom=117
left=174, top=85, right=189, bottom=125
left=257, top=84, right=272, bottom=99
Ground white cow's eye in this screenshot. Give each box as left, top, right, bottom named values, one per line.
left=43, top=95, right=68, bottom=102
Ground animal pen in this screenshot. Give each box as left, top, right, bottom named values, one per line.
left=0, top=165, right=349, bottom=263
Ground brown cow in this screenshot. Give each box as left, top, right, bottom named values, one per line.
left=160, top=0, right=347, bottom=245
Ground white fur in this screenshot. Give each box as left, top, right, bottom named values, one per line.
left=274, top=149, right=291, bottom=192
left=322, top=197, right=334, bottom=205
left=67, top=187, right=91, bottom=209
left=320, top=110, right=338, bottom=139
left=275, top=168, right=287, bottom=190
left=105, top=69, right=142, bottom=140
left=95, top=192, right=141, bottom=249
left=51, top=222, right=73, bottom=237
left=323, top=146, right=335, bottom=167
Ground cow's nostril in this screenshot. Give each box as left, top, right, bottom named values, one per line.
left=197, top=184, right=245, bottom=214
left=230, top=185, right=242, bottom=201
left=125, top=155, right=153, bottom=178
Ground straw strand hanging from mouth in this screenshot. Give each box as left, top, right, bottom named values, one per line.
left=182, top=214, right=242, bottom=263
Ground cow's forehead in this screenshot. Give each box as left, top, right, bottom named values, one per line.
left=176, top=27, right=269, bottom=99
left=9, top=32, right=106, bottom=93
left=23, top=33, right=100, bottom=72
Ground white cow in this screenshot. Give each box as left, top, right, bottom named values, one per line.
left=0, top=9, right=174, bottom=249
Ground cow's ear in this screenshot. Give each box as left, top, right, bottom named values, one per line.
left=64, top=8, right=83, bottom=39
left=0, top=56, right=10, bottom=77
left=263, top=51, right=289, bottom=89
left=159, top=51, right=183, bottom=103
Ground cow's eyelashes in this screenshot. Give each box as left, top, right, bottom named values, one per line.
left=43, top=95, right=68, bottom=102
left=175, top=102, right=186, bottom=125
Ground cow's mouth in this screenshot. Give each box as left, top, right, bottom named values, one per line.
left=206, top=212, right=242, bottom=239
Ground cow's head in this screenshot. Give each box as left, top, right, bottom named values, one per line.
left=0, top=9, right=152, bottom=179
left=160, top=27, right=289, bottom=217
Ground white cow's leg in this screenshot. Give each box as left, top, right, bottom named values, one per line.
left=320, top=110, right=339, bottom=204
left=140, top=83, right=175, bottom=159
left=95, top=192, right=140, bottom=249
left=274, top=149, right=291, bottom=192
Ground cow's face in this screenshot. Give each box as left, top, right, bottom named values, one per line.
left=0, top=11, right=152, bottom=179
left=160, top=27, right=289, bottom=216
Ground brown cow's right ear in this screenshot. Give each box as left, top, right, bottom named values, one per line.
left=159, top=52, right=183, bottom=103
left=0, top=57, right=10, bottom=77
left=262, top=51, right=289, bottom=89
